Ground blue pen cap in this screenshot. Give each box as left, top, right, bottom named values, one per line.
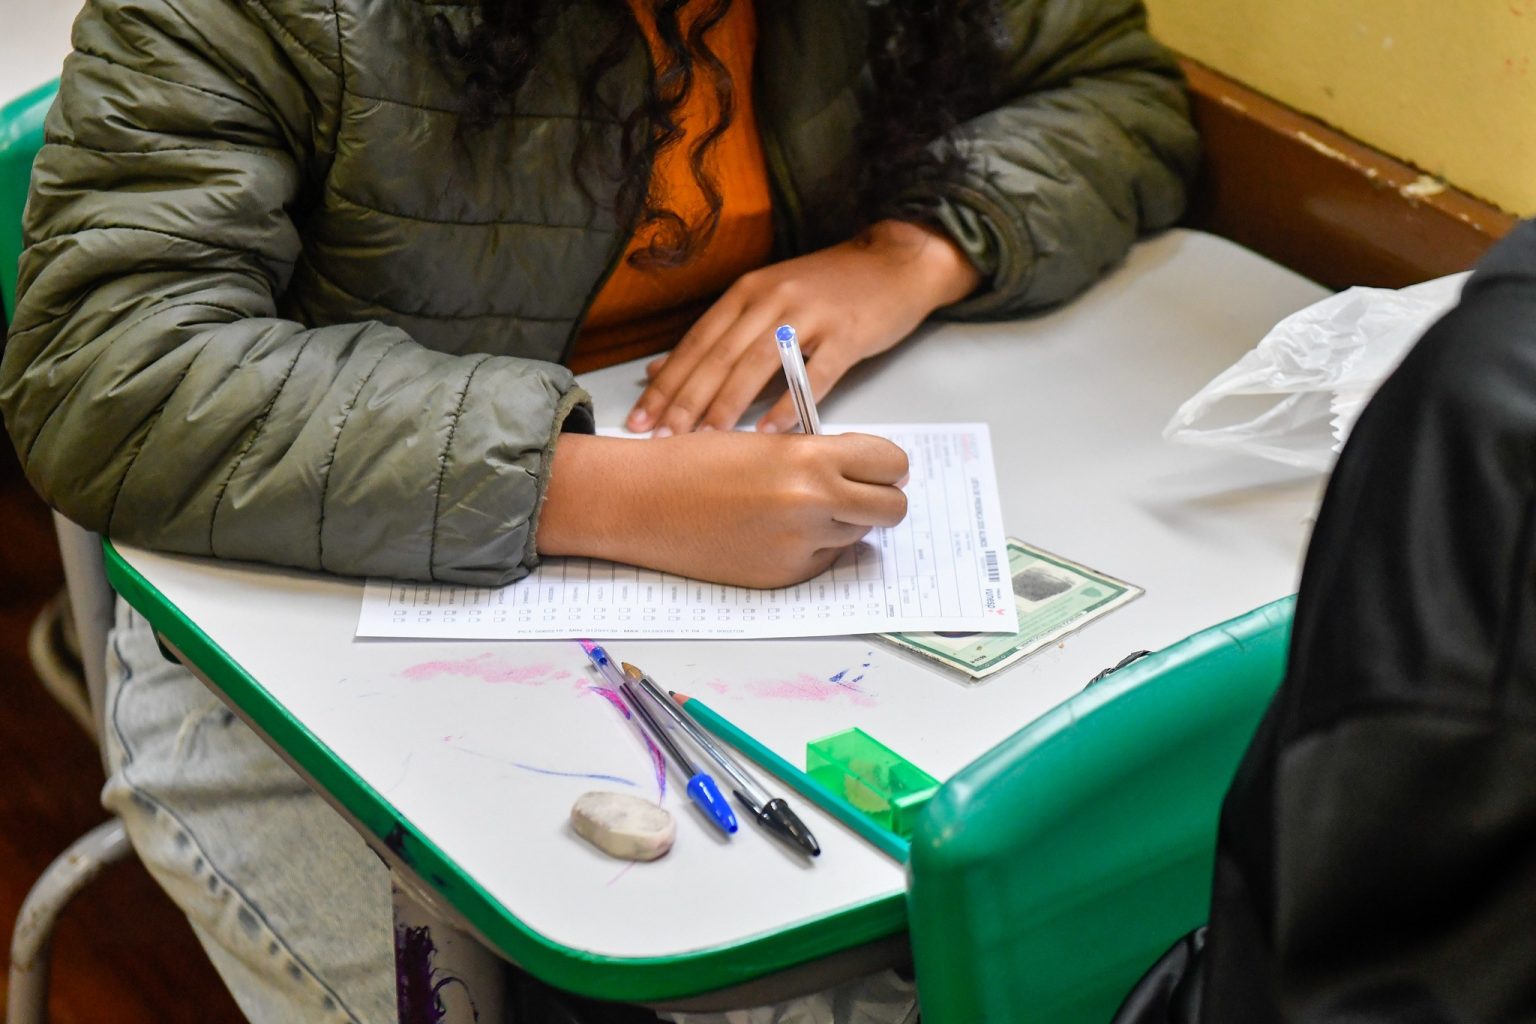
left=686, top=774, right=739, bottom=834
left=775, top=324, right=796, bottom=346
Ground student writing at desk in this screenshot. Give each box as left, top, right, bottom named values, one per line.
left=0, top=0, right=1196, bottom=1020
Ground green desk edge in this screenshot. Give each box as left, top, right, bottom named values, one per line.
left=108, top=537, right=1291, bottom=1008
left=1, top=80, right=55, bottom=323
left=909, top=595, right=1294, bottom=1024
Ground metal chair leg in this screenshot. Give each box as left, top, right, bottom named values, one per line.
left=8, top=818, right=133, bottom=1024
left=26, top=588, right=92, bottom=737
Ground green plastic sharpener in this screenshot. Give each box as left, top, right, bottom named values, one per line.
left=805, top=728, right=940, bottom=839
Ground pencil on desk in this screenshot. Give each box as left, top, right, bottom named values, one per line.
left=669, top=692, right=910, bottom=863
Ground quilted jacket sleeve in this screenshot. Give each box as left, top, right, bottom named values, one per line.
left=0, top=0, right=592, bottom=586
left=926, top=0, right=1200, bottom=318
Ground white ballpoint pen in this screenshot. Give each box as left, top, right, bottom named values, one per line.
left=774, top=324, right=821, bottom=435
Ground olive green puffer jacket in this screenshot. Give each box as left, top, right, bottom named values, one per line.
left=1, top=0, right=1197, bottom=585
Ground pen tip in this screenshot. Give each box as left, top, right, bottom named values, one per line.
left=763, top=799, right=820, bottom=857
left=621, top=662, right=643, bottom=680
left=688, top=775, right=739, bottom=835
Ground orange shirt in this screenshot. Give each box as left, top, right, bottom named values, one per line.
left=569, top=0, right=774, bottom=373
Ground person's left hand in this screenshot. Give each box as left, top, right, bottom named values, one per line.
left=625, top=219, right=980, bottom=436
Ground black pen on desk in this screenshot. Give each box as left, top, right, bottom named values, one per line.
left=624, top=661, right=821, bottom=858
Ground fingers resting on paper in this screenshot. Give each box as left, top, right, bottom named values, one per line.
left=625, top=220, right=982, bottom=437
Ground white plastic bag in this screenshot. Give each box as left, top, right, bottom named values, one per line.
left=1163, top=274, right=1469, bottom=472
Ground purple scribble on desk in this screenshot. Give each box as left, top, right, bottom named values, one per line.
left=586, top=685, right=627, bottom=717
left=443, top=741, right=638, bottom=788
left=401, top=654, right=568, bottom=686
left=509, top=762, right=637, bottom=787
left=587, top=686, right=668, bottom=803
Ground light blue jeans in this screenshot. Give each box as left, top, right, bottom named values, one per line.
left=101, top=599, right=394, bottom=1023
left=101, top=600, right=918, bottom=1024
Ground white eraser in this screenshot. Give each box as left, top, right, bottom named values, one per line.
left=570, top=791, right=676, bottom=862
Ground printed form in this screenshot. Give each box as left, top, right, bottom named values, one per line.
left=357, top=424, right=1019, bottom=640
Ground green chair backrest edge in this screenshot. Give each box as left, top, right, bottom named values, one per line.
left=908, top=595, right=1294, bottom=1024
left=2, top=80, right=58, bottom=326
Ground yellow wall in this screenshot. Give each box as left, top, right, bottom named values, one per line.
left=1144, top=0, right=1536, bottom=215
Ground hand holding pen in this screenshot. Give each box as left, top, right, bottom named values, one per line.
left=545, top=427, right=908, bottom=589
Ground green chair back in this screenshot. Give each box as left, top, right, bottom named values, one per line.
left=908, top=596, right=1294, bottom=1024
left=2, top=81, right=57, bottom=325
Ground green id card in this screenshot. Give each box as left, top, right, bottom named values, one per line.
left=877, top=538, right=1143, bottom=681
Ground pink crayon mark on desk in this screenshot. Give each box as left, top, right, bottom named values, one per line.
left=400, top=654, right=570, bottom=686
left=734, top=673, right=878, bottom=708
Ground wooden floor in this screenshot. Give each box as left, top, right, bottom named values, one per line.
left=0, top=441, right=243, bottom=1022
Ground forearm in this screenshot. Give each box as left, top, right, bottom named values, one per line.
left=537, top=434, right=639, bottom=563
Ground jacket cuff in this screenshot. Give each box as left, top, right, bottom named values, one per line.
left=921, top=183, right=1040, bottom=321
left=427, top=363, right=593, bottom=586
left=523, top=385, right=595, bottom=574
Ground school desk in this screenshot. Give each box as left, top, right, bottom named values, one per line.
left=104, top=229, right=1330, bottom=1018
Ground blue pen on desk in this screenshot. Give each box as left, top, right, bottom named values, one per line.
left=582, top=641, right=632, bottom=694
left=619, top=662, right=738, bottom=836
left=775, top=325, right=821, bottom=435
left=629, top=666, right=820, bottom=857
left=584, top=643, right=736, bottom=835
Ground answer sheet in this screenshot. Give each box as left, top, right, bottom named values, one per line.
left=356, top=424, right=1019, bottom=640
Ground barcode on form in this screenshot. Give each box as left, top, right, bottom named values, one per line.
left=984, top=549, right=1001, bottom=583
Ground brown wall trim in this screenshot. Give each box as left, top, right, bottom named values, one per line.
left=1179, top=57, right=1518, bottom=290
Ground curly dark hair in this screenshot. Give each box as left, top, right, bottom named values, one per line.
left=438, top=1, right=1001, bottom=269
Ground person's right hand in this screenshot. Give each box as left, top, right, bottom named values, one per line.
left=537, top=431, right=909, bottom=588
